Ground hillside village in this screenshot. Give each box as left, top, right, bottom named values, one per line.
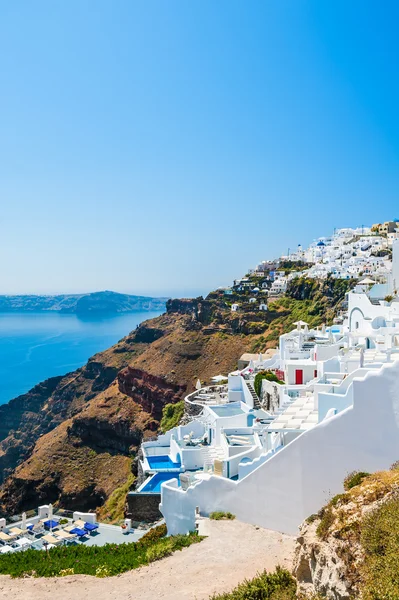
left=2, top=220, right=399, bottom=597
left=127, top=221, right=399, bottom=528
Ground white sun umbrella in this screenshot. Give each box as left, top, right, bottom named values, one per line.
left=195, top=379, right=202, bottom=390
left=21, top=512, right=26, bottom=531
left=303, top=323, right=309, bottom=334
left=258, top=353, right=263, bottom=362
left=328, top=329, right=334, bottom=343
left=293, top=320, right=308, bottom=331
left=321, top=323, right=326, bottom=335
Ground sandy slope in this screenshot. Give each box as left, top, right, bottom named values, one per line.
left=0, top=520, right=296, bottom=600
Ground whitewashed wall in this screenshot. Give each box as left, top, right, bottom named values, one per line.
left=161, top=361, right=399, bottom=536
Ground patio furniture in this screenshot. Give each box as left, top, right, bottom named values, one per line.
left=42, top=534, right=62, bottom=546
left=30, top=523, right=45, bottom=536
left=0, top=532, right=12, bottom=543
left=0, top=545, right=14, bottom=554
left=13, top=537, right=32, bottom=550
left=70, top=527, right=87, bottom=539
left=9, top=527, right=24, bottom=536
left=84, top=522, right=99, bottom=534
left=73, top=519, right=86, bottom=528
left=54, top=530, right=76, bottom=542
left=43, top=519, right=59, bottom=530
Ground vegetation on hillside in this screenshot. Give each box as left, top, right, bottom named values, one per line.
left=0, top=527, right=201, bottom=578
left=304, top=467, right=399, bottom=598
left=209, top=567, right=311, bottom=599
left=160, top=401, right=185, bottom=432
left=97, top=472, right=135, bottom=523
left=209, top=511, right=235, bottom=520
left=361, top=497, right=399, bottom=599
left=250, top=276, right=353, bottom=350
left=254, top=371, right=284, bottom=397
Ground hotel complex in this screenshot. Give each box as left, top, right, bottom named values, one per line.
left=132, top=225, right=399, bottom=535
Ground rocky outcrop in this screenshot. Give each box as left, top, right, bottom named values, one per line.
left=294, top=521, right=354, bottom=599
left=166, top=297, right=214, bottom=326
left=294, top=470, right=399, bottom=599
left=117, top=368, right=186, bottom=420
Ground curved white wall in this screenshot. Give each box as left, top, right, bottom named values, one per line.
left=161, top=360, right=399, bottom=536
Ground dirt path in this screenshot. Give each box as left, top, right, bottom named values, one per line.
left=0, top=520, right=296, bottom=600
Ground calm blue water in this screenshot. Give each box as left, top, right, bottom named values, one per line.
left=0, top=311, right=162, bottom=405
left=141, top=472, right=181, bottom=493
left=147, top=455, right=181, bottom=470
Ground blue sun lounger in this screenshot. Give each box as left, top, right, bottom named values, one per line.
left=70, top=527, right=87, bottom=538
left=84, top=522, right=99, bottom=533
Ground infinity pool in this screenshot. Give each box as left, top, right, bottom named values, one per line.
left=141, top=472, right=181, bottom=493
left=146, top=455, right=181, bottom=470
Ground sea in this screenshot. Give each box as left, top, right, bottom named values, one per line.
left=0, top=310, right=163, bottom=405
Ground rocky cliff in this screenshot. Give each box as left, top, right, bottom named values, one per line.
left=294, top=469, right=399, bottom=599
left=0, top=300, right=250, bottom=515
left=0, top=282, right=350, bottom=517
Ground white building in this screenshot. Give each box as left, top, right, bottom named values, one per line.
left=154, top=239, right=399, bottom=536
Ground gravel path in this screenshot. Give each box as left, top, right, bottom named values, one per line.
left=0, top=520, right=296, bottom=600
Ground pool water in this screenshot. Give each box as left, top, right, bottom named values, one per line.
left=146, top=455, right=181, bottom=470
left=141, top=472, right=181, bottom=493
left=210, top=403, right=244, bottom=417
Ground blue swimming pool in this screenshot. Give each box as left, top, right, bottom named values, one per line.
left=146, top=455, right=181, bottom=470
left=141, top=472, right=181, bottom=493
left=210, top=403, right=244, bottom=417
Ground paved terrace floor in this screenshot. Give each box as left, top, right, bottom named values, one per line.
left=10, top=517, right=145, bottom=548
left=0, top=520, right=296, bottom=600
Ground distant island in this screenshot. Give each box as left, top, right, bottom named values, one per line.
left=0, top=291, right=169, bottom=315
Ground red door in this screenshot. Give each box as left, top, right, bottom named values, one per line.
left=295, top=369, right=303, bottom=385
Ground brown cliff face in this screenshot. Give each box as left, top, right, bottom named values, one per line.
left=118, top=368, right=186, bottom=420
left=0, top=305, right=251, bottom=515
left=0, top=284, right=349, bottom=516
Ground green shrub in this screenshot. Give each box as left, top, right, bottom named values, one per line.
left=0, top=531, right=202, bottom=578
left=254, top=371, right=284, bottom=397
left=209, top=511, right=236, bottom=521
left=305, top=513, right=318, bottom=524
left=145, top=539, right=174, bottom=563
left=97, top=472, right=135, bottom=523
left=160, top=401, right=185, bottom=432
left=360, top=497, right=399, bottom=598
left=139, top=523, right=167, bottom=543
left=343, top=471, right=370, bottom=491
left=316, top=507, right=335, bottom=540
left=209, top=567, right=296, bottom=599
left=59, top=568, right=74, bottom=576
left=329, top=493, right=349, bottom=507
left=95, top=565, right=111, bottom=578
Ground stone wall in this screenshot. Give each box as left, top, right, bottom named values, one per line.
left=125, top=492, right=162, bottom=524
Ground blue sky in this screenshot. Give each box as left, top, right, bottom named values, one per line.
left=0, top=1, right=398, bottom=298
